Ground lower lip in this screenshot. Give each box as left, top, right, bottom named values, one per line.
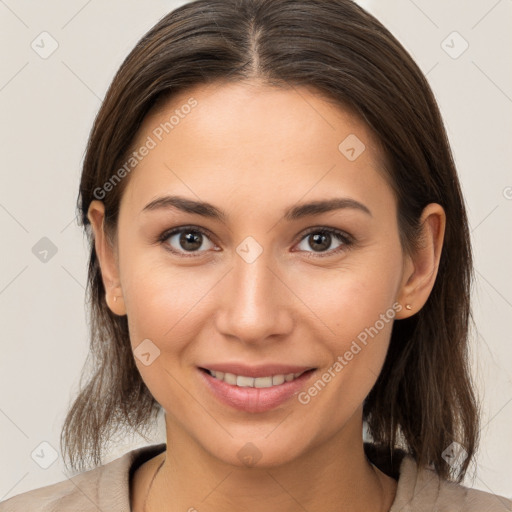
left=198, top=368, right=317, bottom=413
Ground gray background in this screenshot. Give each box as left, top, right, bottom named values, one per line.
left=0, top=0, right=511, bottom=501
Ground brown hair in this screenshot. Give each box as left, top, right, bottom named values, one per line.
left=61, top=0, right=479, bottom=482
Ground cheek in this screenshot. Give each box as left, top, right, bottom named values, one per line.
left=121, top=255, right=216, bottom=348
left=293, top=250, right=402, bottom=337
left=306, top=277, right=396, bottom=376
left=296, top=275, right=399, bottom=423
left=289, top=244, right=403, bottom=393
left=121, top=261, right=206, bottom=402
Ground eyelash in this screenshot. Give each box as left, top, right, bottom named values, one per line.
left=157, top=225, right=355, bottom=259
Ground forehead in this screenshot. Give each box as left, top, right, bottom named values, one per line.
left=146, top=80, right=375, bottom=145
left=121, top=80, right=392, bottom=214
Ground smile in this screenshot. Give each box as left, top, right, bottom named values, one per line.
left=203, top=368, right=309, bottom=388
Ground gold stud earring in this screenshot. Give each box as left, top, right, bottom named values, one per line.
left=405, top=304, right=412, bottom=310
left=113, top=295, right=118, bottom=302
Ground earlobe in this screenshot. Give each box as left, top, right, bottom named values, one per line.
left=105, top=289, right=126, bottom=316
left=395, top=203, right=446, bottom=319
left=87, top=200, right=127, bottom=316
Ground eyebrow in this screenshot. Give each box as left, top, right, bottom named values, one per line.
left=141, top=195, right=372, bottom=221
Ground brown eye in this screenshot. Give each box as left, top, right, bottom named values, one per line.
left=295, top=228, right=353, bottom=257
left=160, top=227, right=216, bottom=256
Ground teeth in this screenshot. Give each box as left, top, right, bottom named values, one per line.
left=208, top=370, right=306, bottom=388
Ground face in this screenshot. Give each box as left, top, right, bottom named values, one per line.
left=91, top=80, right=420, bottom=468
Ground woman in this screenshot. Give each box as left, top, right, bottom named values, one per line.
left=1, top=0, right=510, bottom=511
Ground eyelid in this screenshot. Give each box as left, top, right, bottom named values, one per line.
left=296, top=226, right=353, bottom=244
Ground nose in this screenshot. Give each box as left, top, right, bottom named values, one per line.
left=214, top=247, right=294, bottom=345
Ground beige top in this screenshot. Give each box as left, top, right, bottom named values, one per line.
left=1, top=442, right=510, bottom=511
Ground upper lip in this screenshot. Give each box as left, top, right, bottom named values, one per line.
left=199, top=363, right=315, bottom=378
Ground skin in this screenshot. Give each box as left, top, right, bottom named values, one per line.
left=88, top=80, right=445, bottom=512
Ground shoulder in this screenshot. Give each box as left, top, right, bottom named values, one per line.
left=393, top=454, right=512, bottom=512
left=0, top=464, right=105, bottom=512
left=0, top=443, right=166, bottom=512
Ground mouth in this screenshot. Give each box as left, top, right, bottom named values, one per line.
left=198, top=366, right=318, bottom=413
left=199, top=367, right=315, bottom=388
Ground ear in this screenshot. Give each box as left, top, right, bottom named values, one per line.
left=395, top=203, right=446, bottom=319
left=87, top=200, right=126, bottom=316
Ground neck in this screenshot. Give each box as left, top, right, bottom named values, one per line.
left=142, top=412, right=397, bottom=512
